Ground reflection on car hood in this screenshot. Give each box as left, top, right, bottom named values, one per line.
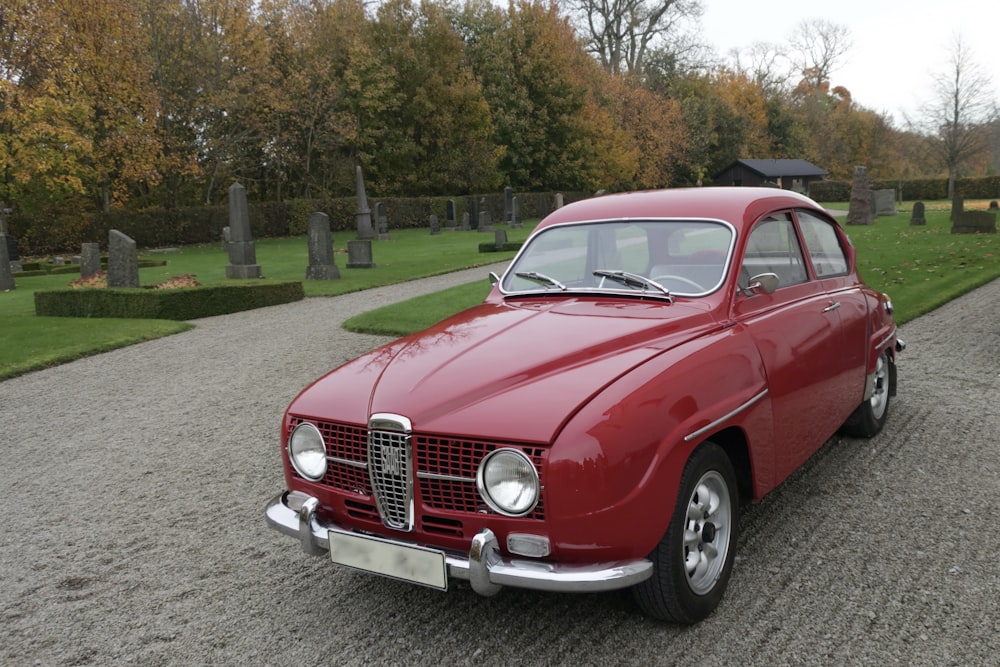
left=289, top=297, right=719, bottom=442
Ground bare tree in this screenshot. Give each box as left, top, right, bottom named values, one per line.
left=789, top=18, right=851, bottom=97
left=913, top=35, right=998, bottom=198
left=729, top=41, right=793, bottom=97
left=568, top=0, right=702, bottom=75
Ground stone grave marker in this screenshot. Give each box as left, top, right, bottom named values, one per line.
left=446, top=200, right=457, bottom=230
left=347, top=240, right=375, bottom=268
left=221, top=226, right=231, bottom=251
left=305, top=212, right=340, bottom=280
left=951, top=210, right=997, bottom=234
left=874, top=189, right=897, bottom=216
left=494, top=228, right=508, bottom=251
left=4, top=232, right=20, bottom=274
left=375, top=202, right=390, bottom=240
left=429, top=214, right=441, bottom=235
left=555, top=193, right=564, bottom=209
left=225, top=183, right=262, bottom=279
left=511, top=196, right=522, bottom=229
left=461, top=212, right=470, bottom=231
left=469, top=197, right=479, bottom=231
left=910, top=201, right=926, bottom=226
left=950, top=195, right=963, bottom=222
left=504, top=187, right=513, bottom=223
left=846, top=166, right=873, bottom=226
left=989, top=200, right=998, bottom=211
left=0, top=234, right=14, bottom=291
left=355, top=166, right=375, bottom=240
left=108, top=229, right=139, bottom=287
left=478, top=210, right=493, bottom=232
left=80, top=242, right=102, bottom=277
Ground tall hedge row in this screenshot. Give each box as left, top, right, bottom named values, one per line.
left=8, top=191, right=582, bottom=256
left=809, top=176, right=1000, bottom=203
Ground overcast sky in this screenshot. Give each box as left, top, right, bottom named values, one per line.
left=700, top=0, right=1000, bottom=125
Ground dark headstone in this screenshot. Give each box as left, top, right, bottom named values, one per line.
left=0, top=234, right=15, bottom=290
left=80, top=242, right=102, bottom=278
left=225, top=183, right=262, bottom=279
left=346, top=239, right=375, bottom=268
left=950, top=195, right=963, bottom=223
left=846, top=166, right=873, bottom=226
left=446, top=200, right=457, bottom=229
left=951, top=209, right=997, bottom=234
left=108, top=229, right=139, bottom=288
left=429, top=214, right=441, bottom=235
left=355, top=166, right=375, bottom=240
left=4, top=233, right=20, bottom=273
left=494, top=228, right=508, bottom=251
left=910, top=201, right=926, bottom=226
left=511, top=197, right=522, bottom=229
left=989, top=200, right=998, bottom=211
left=306, top=212, right=340, bottom=280
left=469, top=198, right=479, bottom=231
left=504, top=187, right=513, bottom=223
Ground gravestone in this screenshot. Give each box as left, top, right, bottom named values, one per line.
left=989, top=200, right=998, bottom=211
left=554, top=193, right=564, bottom=209
left=429, top=214, right=441, bottom=235
left=469, top=198, right=479, bottom=231
left=874, top=189, right=897, bottom=216
left=375, top=202, right=390, bottom=240
left=225, top=183, right=262, bottom=279
left=355, top=166, right=375, bottom=240
left=305, top=212, right=340, bottom=280
left=951, top=209, right=997, bottom=234
left=461, top=212, right=470, bottom=231
left=4, top=233, right=20, bottom=273
left=510, top=197, right=522, bottom=229
left=494, top=228, right=508, bottom=251
left=221, top=226, right=231, bottom=251
left=347, top=240, right=375, bottom=268
left=950, top=195, right=963, bottom=222
left=0, top=234, right=14, bottom=291
left=504, top=187, right=514, bottom=223
left=80, top=242, right=102, bottom=278
left=478, top=210, right=493, bottom=232
left=910, top=201, right=926, bottom=226
left=107, top=229, right=139, bottom=288
left=846, top=166, right=873, bottom=226
left=446, top=200, right=457, bottom=230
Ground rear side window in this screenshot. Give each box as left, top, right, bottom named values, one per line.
left=797, top=210, right=849, bottom=277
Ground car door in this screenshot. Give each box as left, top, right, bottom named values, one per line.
left=795, top=208, right=869, bottom=418
left=732, top=212, right=847, bottom=483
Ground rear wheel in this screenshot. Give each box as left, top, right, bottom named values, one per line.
left=632, top=442, right=739, bottom=623
left=842, top=349, right=891, bottom=438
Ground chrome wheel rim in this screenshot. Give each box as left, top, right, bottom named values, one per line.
left=870, top=352, right=889, bottom=420
left=682, top=470, right=732, bottom=595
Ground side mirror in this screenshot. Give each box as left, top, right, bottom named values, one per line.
left=746, top=272, right=779, bottom=295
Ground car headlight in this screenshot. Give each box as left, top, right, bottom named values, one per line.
left=477, top=449, right=539, bottom=516
left=288, top=422, right=327, bottom=481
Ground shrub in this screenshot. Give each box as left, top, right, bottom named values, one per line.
left=34, top=281, right=304, bottom=320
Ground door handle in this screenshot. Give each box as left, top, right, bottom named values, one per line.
left=823, top=301, right=841, bottom=313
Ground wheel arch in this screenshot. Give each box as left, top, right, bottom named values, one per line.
left=702, top=426, right=754, bottom=505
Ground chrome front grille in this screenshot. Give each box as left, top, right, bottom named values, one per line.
left=367, top=414, right=413, bottom=531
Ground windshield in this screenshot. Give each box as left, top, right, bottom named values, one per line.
left=501, top=219, right=735, bottom=297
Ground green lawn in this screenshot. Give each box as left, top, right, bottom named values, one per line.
left=0, top=225, right=534, bottom=380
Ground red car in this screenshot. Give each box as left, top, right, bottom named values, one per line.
left=266, top=187, right=904, bottom=623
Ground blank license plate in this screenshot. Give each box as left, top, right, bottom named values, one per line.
left=328, top=530, right=448, bottom=590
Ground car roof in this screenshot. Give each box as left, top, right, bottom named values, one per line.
left=537, top=187, right=825, bottom=231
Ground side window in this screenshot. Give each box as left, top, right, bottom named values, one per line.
left=797, top=210, right=849, bottom=277
left=741, top=214, right=808, bottom=289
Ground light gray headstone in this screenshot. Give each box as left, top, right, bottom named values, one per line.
left=346, top=239, right=375, bottom=268
left=511, top=197, right=522, bottom=229
left=107, top=229, right=139, bottom=288
left=461, top=212, right=470, bottom=231
left=80, top=242, right=101, bottom=278
left=306, top=212, right=340, bottom=280
left=355, top=166, right=374, bottom=240
left=429, top=214, right=441, bottom=235
left=478, top=210, right=493, bottom=232
left=555, top=193, right=564, bottom=209
left=504, top=187, right=513, bottom=223
left=874, top=189, right=896, bottom=216
left=0, top=234, right=15, bottom=291
left=225, top=183, right=262, bottom=279
left=494, top=228, right=508, bottom=251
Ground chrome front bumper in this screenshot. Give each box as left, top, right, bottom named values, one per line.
left=264, top=490, right=653, bottom=596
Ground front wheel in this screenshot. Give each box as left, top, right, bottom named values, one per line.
left=632, top=442, right=739, bottom=623
left=841, top=348, right=892, bottom=438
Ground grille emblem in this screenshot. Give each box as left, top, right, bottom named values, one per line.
left=381, top=444, right=403, bottom=476
left=367, top=413, right=414, bottom=531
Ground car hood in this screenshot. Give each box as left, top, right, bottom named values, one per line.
left=288, top=297, right=720, bottom=443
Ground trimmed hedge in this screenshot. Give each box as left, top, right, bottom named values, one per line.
left=34, top=281, right=304, bottom=320
left=478, top=241, right=525, bottom=253
left=810, top=176, right=1000, bottom=203
left=15, top=259, right=166, bottom=278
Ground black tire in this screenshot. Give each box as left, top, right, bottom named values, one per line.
left=841, top=349, right=892, bottom=438
left=632, top=442, right=739, bottom=623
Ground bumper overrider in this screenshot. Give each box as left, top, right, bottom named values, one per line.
left=265, top=490, right=653, bottom=596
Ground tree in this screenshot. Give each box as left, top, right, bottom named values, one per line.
left=913, top=35, right=998, bottom=197
left=789, top=18, right=851, bottom=101
left=568, top=0, right=701, bottom=75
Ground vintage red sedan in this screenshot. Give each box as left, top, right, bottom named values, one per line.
left=265, top=187, right=904, bottom=623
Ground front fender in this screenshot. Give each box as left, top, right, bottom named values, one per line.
left=543, top=325, right=772, bottom=561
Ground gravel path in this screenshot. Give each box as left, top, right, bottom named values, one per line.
left=2, top=265, right=998, bottom=666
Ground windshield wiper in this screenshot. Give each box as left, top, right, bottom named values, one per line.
left=515, top=271, right=567, bottom=290
left=593, top=269, right=671, bottom=297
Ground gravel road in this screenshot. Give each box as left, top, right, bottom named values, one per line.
left=2, top=265, right=998, bottom=666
